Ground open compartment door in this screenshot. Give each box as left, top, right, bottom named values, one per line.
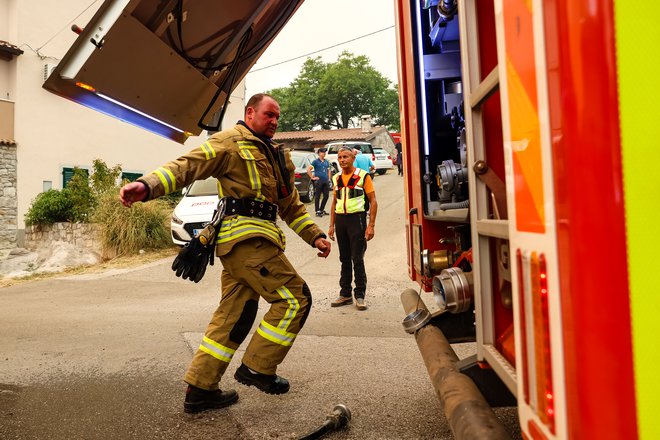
left=43, top=0, right=303, bottom=143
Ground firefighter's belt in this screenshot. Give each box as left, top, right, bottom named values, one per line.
left=225, top=197, right=278, bottom=221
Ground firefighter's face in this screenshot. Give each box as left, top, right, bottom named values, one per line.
left=246, top=97, right=280, bottom=138
left=338, top=150, right=355, bottom=171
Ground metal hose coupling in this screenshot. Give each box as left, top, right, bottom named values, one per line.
left=298, top=404, right=352, bottom=440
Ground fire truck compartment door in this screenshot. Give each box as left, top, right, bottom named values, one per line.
left=43, top=0, right=303, bottom=143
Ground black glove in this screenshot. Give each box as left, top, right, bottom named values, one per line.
left=171, top=237, right=215, bottom=283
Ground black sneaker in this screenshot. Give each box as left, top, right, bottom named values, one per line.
left=234, top=363, right=290, bottom=395
left=184, top=384, right=238, bottom=413
left=315, top=211, right=323, bottom=217
left=322, top=211, right=329, bottom=216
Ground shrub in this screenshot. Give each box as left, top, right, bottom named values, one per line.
left=91, top=159, right=122, bottom=196
left=65, top=168, right=95, bottom=223
left=93, top=192, right=172, bottom=256
left=25, top=190, right=74, bottom=225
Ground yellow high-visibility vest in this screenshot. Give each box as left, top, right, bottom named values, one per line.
left=333, top=168, right=368, bottom=214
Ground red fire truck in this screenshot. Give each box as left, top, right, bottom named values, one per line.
left=44, top=1, right=658, bottom=439
left=394, top=1, right=658, bottom=439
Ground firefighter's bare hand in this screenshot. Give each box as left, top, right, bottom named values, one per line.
left=328, top=225, right=335, bottom=241
left=119, top=181, right=148, bottom=207
left=314, top=237, right=331, bottom=258
left=365, top=224, right=375, bottom=241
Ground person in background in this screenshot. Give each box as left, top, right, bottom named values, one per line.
left=308, top=147, right=332, bottom=217
left=395, top=142, right=403, bottom=176
left=353, top=148, right=375, bottom=176
left=328, top=146, right=377, bottom=311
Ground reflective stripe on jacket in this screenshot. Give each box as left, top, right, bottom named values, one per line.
left=333, top=168, right=368, bottom=214
left=138, top=124, right=324, bottom=256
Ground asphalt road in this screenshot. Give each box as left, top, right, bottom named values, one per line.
left=0, top=171, right=520, bottom=439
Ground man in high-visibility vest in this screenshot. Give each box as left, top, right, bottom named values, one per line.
left=328, top=146, right=378, bottom=311
left=119, top=94, right=331, bottom=413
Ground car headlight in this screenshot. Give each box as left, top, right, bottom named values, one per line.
left=171, top=213, right=183, bottom=225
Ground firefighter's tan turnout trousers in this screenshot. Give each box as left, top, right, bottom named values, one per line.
left=184, top=238, right=311, bottom=390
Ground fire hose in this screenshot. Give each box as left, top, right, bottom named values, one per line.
left=298, top=404, right=352, bottom=440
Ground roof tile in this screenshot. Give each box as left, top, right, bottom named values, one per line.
left=0, top=40, right=23, bottom=55
left=274, top=127, right=387, bottom=143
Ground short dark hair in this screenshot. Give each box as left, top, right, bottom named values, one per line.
left=318, top=148, right=327, bottom=153
left=245, top=93, right=277, bottom=113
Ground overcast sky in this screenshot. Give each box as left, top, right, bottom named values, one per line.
left=244, top=0, right=399, bottom=99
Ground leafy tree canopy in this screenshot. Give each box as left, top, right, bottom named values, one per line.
left=267, top=52, right=400, bottom=132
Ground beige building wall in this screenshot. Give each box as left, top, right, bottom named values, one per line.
left=0, top=0, right=18, bottom=103
left=7, top=0, right=246, bottom=239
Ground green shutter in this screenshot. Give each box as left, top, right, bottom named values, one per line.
left=62, top=167, right=89, bottom=188
left=121, top=172, right=143, bottom=182
left=62, top=168, right=75, bottom=188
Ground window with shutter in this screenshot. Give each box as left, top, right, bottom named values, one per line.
left=121, top=172, right=143, bottom=182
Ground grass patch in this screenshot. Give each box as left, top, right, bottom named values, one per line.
left=93, top=193, right=173, bottom=257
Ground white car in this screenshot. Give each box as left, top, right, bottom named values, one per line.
left=373, top=148, right=394, bottom=175
left=170, top=177, right=219, bottom=245
left=325, top=141, right=376, bottom=174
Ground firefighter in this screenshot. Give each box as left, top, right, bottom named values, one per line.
left=327, top=146, right=378, bottom=311
left=119, top=94, right=331, bottom=413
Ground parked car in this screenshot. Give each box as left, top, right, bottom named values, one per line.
left=325, top=141, right=376, bottom=174
left=290, top=150, right=318, bottom=203
left=170, top=176, right=218, bottom=245
left=373, top=148, right=394, bottom=175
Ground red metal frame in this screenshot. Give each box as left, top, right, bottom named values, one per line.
left=394, top=0, right=457, bottom=289
left=542, top=1, right=637, bottom=438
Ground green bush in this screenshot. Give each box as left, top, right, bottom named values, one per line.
left=25, top=190, right=74, bottom=226
left=93, top=192, right=172, bottom=256
left=91, top=159, right=122, bottom=196
left=25, top=166, right=102, bottom=226
left=65, top=168, right=95, bottom=223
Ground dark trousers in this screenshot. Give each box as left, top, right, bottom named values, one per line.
left=314, top=180, right=329, bottom=212
left=335, top=212, right=367, bottom=299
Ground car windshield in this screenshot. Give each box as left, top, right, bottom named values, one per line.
left=374, top=148, right=386, bottom=154
left=186, top=177, right=218, bottom=196
left=290, top=154, right=306, bottom=168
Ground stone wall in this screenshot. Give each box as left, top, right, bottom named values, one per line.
left=24, top=223, right=102, bottom=255
left=369, top=130, right=398, bottom=157
left=0, top=143, right=17, bottom=257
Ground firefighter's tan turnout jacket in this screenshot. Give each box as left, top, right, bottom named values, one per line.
left=138, top=123, right=324, bottom=256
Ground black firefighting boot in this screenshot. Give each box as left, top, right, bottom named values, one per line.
left=234, top=363, right=290, bottom=395
left=183, top=384, right=239, bottom=413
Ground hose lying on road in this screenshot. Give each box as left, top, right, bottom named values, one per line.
left=401, top=289, right=511, bottom=440
left=298, top=404, right=352, bottom=440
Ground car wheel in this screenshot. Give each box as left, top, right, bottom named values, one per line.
left=301, top=181, right=314, bottom=203
left=377, top=169, right=387, bottom=175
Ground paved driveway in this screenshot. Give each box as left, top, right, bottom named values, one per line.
left=0, top=173, right=519, bottom=439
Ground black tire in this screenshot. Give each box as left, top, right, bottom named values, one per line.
left=301, top=181, right=314, bottom=203
left=377, top=169, right=387, bottom=175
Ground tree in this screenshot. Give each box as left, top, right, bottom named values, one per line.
left=270, top=57, right=329, bottom=132
left=267, top=52, right=400, bottom=131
